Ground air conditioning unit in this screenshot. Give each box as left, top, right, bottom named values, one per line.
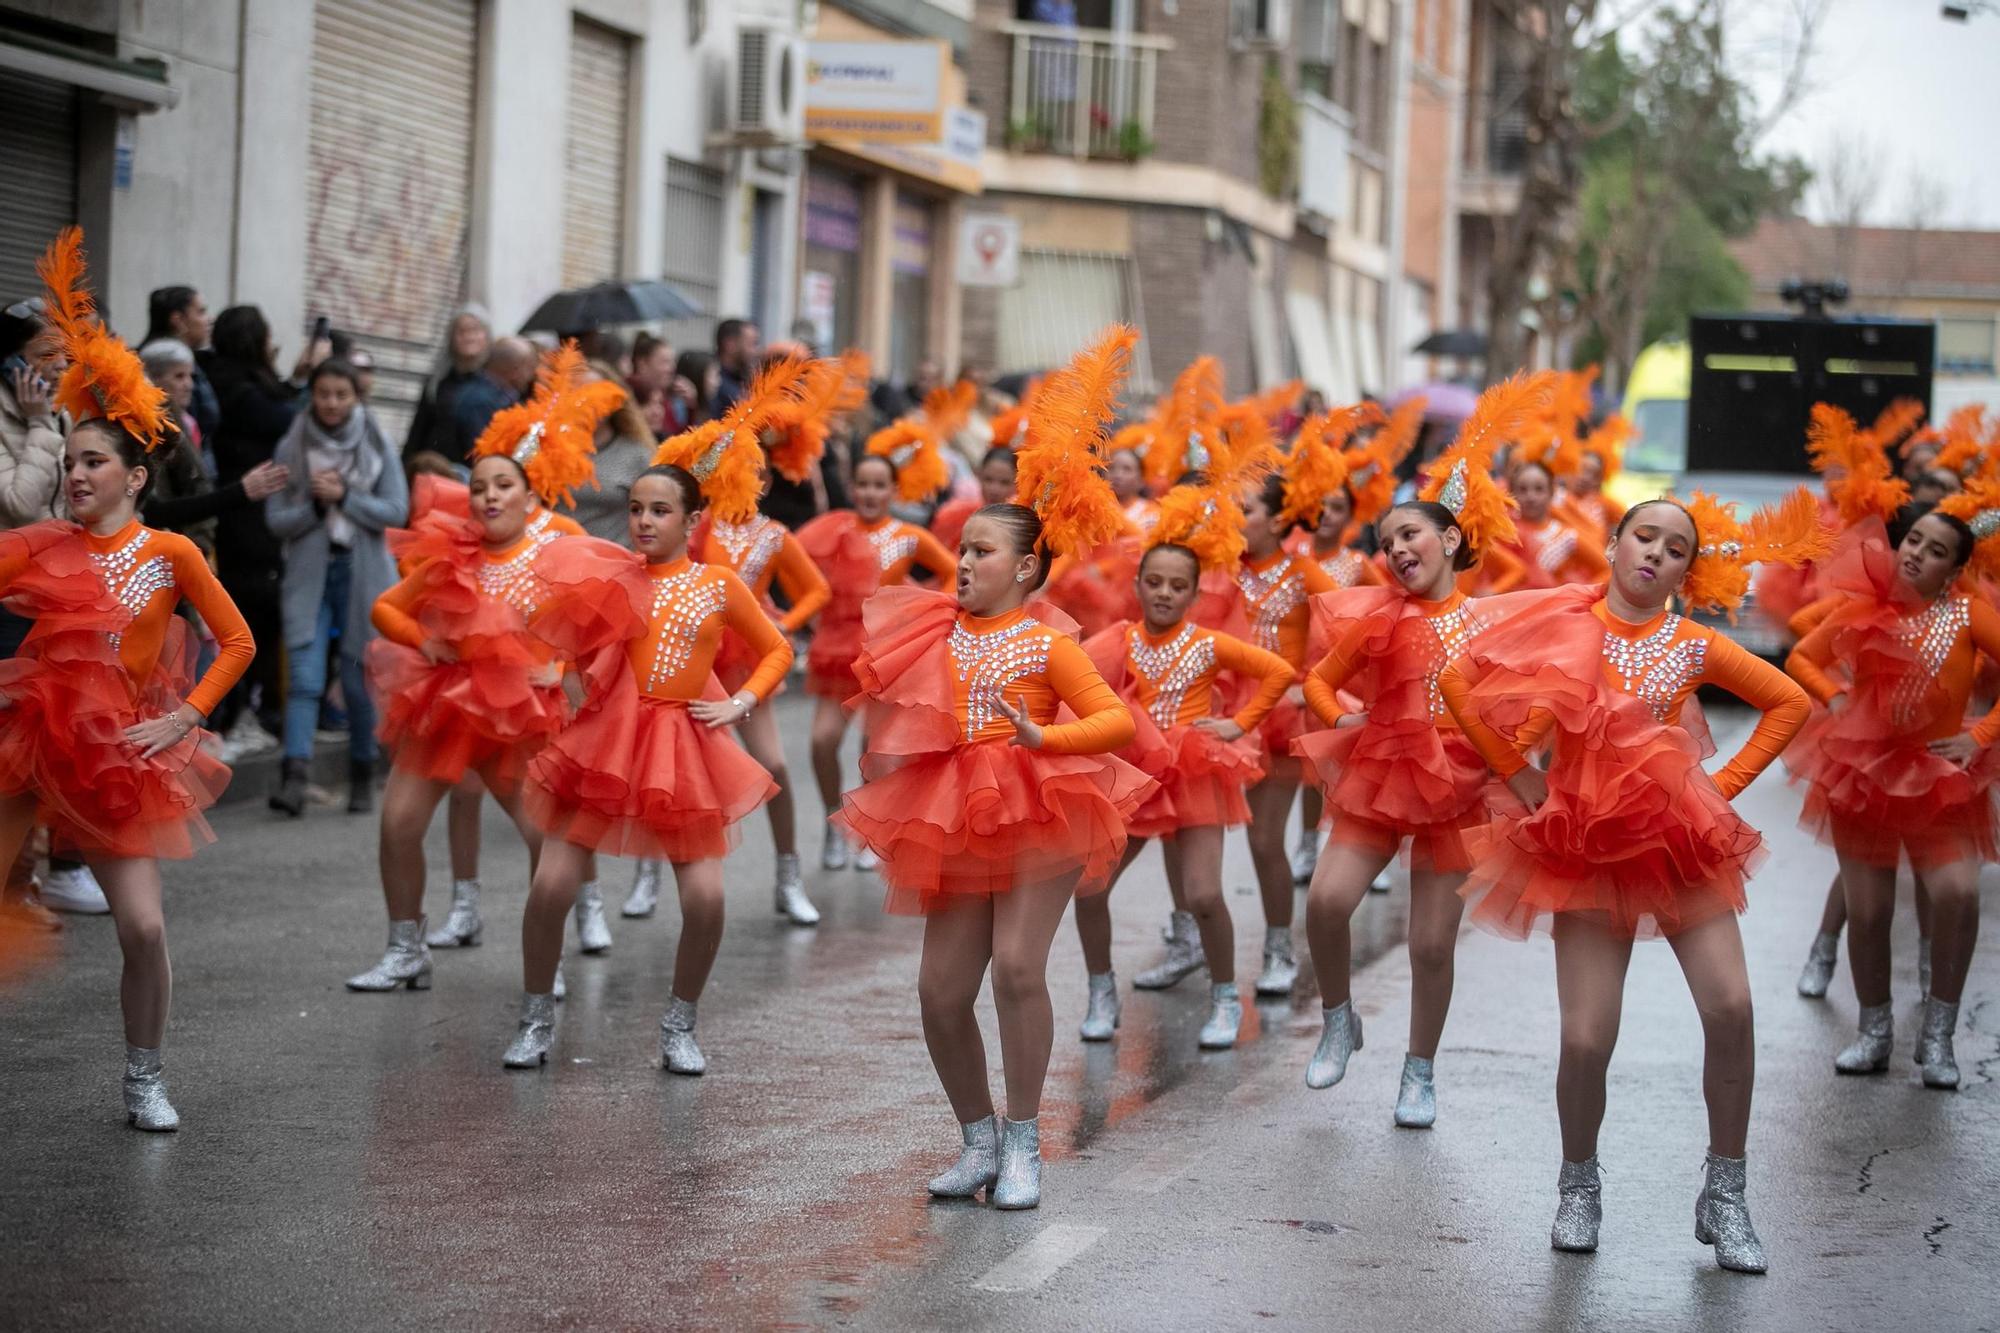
left=723, top=23, right=805, bottom=145
left=1231, top=0, right=1292, bottom=48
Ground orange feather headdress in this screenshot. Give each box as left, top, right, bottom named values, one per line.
left=36, top=228, right=175, bottom=452
left=864, top=418, right=948, bottom=503
left=1513, top=367, right=1596, bottom=479
left=472, top=341, right=625, bottom=508
left=1279, top=402, right=1386, bottom=529
left=1579, top=413, right=1633, bottom=482
left=987, top=376, right=1043, bottom=452
left=765, top=354, right=864, bottom=484
left=1145, top=357, right=1226, bottom=493
left=655, top=357, right=812, bottom=521
left=1344, top=397, right=1422, bottom=528
left=1014, top=325, right=1138, bottom=559
left=922, top=379, right=979, bottom=444
left=1806, top=402, right=1907, bottom=525
left=1417, top=372, right=1556, bottom=557
left=1936, top=477, right=2000, bottom=584
left=1673, top=487, right=1834, bottom=618
left=1149, top=383, right=1285, bottom=573
left=1929, top=405, right=1991, bottom=477
left=1863, top=397, right=1926, bottom=455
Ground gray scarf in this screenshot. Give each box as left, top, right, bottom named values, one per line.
left=300, top=406, right=386, bottom=546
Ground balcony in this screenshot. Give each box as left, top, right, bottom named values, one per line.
left=1001, top=21, right=1173, bottom=162
left=1296, top=92, right=1351, bottom=225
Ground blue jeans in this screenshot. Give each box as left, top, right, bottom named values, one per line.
left=283, top=550, right=377, bottom=764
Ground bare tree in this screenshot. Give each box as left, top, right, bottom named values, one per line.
left=1814, top=129, right=1884, bottom=279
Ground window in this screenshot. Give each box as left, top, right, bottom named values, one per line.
left=662, top=157, right=725, bottom=350
left=998, top=248, right=1152, bottom=390
left=802, top=165, right=864, bottom=356
left=1938, top=317, right=1997, bottom=375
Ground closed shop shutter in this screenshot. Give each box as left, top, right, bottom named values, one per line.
left=997, top=248, right=1153, bottom=392
left=0, top=69, right=78, bottom=305
left=662, top=157, right=725, bottom=353
left=563, top=18, right=631, bottom=289
left=307, top=0, right=478, bottom=438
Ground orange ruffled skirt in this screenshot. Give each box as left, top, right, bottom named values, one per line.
left=836, top=738, right=1154, bottom=916
left=1294, top=723, right=1495, bottom=874
left=1788, top=713, right=2000, bottom=871
left=369, top=642, right=566, bottom=791
left=1128, top=723, right=1264, bottom=840
left=527, top=692, right=777, bottom=863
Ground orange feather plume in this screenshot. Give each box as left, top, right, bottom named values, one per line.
left=1931, top=405, right=1990, bottom=475
left=657, top=356, right=812, bottom=520
left=987, top=377, right=1043, bottom=451
left=1865, top=397, right=1927, bottom=454
left=1145, top=357, right=1226, bottom=492
left=1673, top=487, right=1832, bottom=618
left=1418, top=371, right=1555, bottom=556
left=36, top=228, right=175, bottom=452
left=1014, top=325, right=1137, bottom=558
left=865, top=419, right=948, bottom=503
left=1579, top=413, right=1633, bottom=481
left=1148, top=377, right=1285, bottom=573
left=922, top=379, right=979, bottom=443
left=473, top=341, right=624, bottom=508
left=1937, top=478, right=2000, bottom=584
left=1806, top=402, right=1908, bottom=525
left=1280, top=403, right=1383, bottom=529
left=765, top=356, right=860, bottom=484
left=1109, top=420, right=1154, bottom=457
left=1242, top=380, right=1304, bottom=427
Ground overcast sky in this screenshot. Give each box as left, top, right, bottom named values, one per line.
left=1737, top=0, right=2000, bottom=229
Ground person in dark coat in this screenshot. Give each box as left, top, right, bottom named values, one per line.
left=402, top=304, right=492, bottom=465
left=445, top=336, right=536, bottom=465
left=144, top=286, right=222, bottom=448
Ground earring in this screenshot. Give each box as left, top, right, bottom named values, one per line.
left=1014, top=572, right=1027, bottom=584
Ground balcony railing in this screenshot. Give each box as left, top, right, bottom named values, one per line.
left=1002, top=21, right=1173, bottom=162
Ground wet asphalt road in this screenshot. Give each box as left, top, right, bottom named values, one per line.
left=1, top=699, right=1996, bottom=1331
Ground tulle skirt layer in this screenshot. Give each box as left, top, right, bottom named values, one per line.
left=1787, top=713, right=2000, bottom=871
left=835, top=739, right=1153, bottom=915
left=1294, top=720, right=1493, bottom=836
left=368, top=641, right=565, bottom=790
left=805, top=612, right=863, bottom=700
left=527, top=695, right=776, bottom=863
left=1128, top=723, right=1264, bottom=839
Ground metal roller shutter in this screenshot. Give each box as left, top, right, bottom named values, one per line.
left=562, top=18, right=631, bottom=289
left=307, top=0, right=478, bottom=437
left=997, top=248, right=1154, bottom=392
left=0, top=69, right=78, bottom=305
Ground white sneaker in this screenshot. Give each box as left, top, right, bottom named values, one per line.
left=225, top=714, right=279, bottom=757
left=41, top=865, right=110, bottom=914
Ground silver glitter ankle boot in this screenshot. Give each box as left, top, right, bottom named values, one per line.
left=774, top=853, right=820, bottom=926
left=1079, top=971, right=1120, bottom=1041
left=122, top=1046, right=179, bottom=1132
left=1918, top=936, right=1933, bottom=999
left=1133, top=911, right=1206, bottom=990
left=1290, top=826, right=1321, bottom=885
left=1795, top=930, right=1838, bottom=999
left=1695, top=1152, right=1768, bottom=1273
left=1394, top=1054, right=1437, bottom=1128
left=501, top=993, right=557, bottom=1069
left=660, top=996, right=705, bottom=1075
left=1255, top=925, right=1298, bottom=997
left=820, top=819, right=850, bottom=870
left=346, top=919, right=433, bottom=992
left=1915, top=996, right=1960, bottom=1089
left=1199, top=981, right=1242, bottom=1049
left=1834, top=1001, right=1894, bottom=1074
left=927, top=1114, right=999, bottom=1198
left=1551, top=1156, right=1601, bottom=1252
left=992, top=1116, right=1042, bottom=1209
left=426, top=880, right=483, bottom=948
left=1305, top=1000, right=1364, bottom=1089
left=574, top=881, right=613, bottom=954
left=552, top=961, right=567, bottom=1001
left=623, top=860, right=661, bottom=917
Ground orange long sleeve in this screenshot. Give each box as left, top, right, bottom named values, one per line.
left=1239, top=552, right=1334, bottom=669
left=371, top=573, right=426, bottom=650
left=1784, top=615, right=1845, bottom=708
left=772, top=535, right=831, bottom=632
left=720, top=571, right=794, bottom=701
left=1437, top=660, right=1526, bottom=777
left=1038, top=634, right=1137, bottom=755
left=1786, top=593, right=1841, bottom=641
left=1700, top=629, right=1809, bottom=798
left=168, top=538, right=254, bottom=716
left=910, top=526, right=959, bottom=584
left=1470, top=543, right=1526, bottom=595
left=1304, top=619, right=1369, bottom=726
left=625, top=560, right=793, bottom=703
left=1213, top=631, right=1295, bottom=732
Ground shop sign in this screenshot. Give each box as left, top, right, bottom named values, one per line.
left=805, top=41, right=945, bottom=144
left=957, top=215, right=1021, bottom=288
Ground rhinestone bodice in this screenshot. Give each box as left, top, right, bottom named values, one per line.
left=89, top=529, right=174, bottom=654
left=1423, top=603, right=1482, bottom=720
left=1237, top=557, right=1309, bottom=654
left=643, top=565, right=730, bottom=694
left=1889, top=595, right=1970, bottom=725
left=868, top=520, right=919, bottom=573
left=1532, top=522, right=1580, bottom=574
left=477, top=539, right=550, bottom=615
left=1320, top=549, right=1367, bottom=588
left=1127, top=622, right=1217, bottom=729
left=709, top=516, right=786, bottom=589
left=950, top=614, right=1052, bottom=740
left=1603, top=614, right=1708, bottom=721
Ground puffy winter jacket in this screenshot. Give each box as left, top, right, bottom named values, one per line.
left=0, top=378, right=63, bottom=529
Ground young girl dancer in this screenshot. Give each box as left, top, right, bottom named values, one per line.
left=836, top=328, right=1150, bottom=1209
left=1785, top=485, right=2000, bottom=1089
left=1439, top=490, right=1823, bottom=1273
left=1074, top=463, right=1294, bottom=1049
left=932, top=445, right=1018, bottom=555
left=0, top=229, right=253, bottom=1128
left=1499, top=458, right=1610, bottom=588
left=349, top=344, right=629, bottom=991
left=798, top=434, right=956, bottom=871
left=507, top=384, right=798, bottom=1072
left=1292, top=375, right=1543, bottom=1124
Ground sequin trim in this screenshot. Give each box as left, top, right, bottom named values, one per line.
left=949, top=616, right=1050, bottom=739
left=869, top=522, right=918, bottom=573
left=711, top=516, right=786, bottom=587
left=1603, top=615, right=1707, bottom=721
left=645, top=567, right=729, bottom=693
left=89, top=530, right=173, bottom=655
left=1535, top=524, right=1579, bottom=574
left=1236, top=558, right=1308, bottom=653
left=1127, top=623, right=1216, bottom=729
left=1890, top=596, right=1970, bottom=726
left=1320, top=549, right=1366, bottom=588
left=1424, top=603, right=1482, bottom=719
left=478, top=543, right=549, bottom=615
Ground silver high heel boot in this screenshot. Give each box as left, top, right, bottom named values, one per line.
left=927, top=1114, right=999, bottom=1198
left=1290, top=826, right=1321, bottom=885
left=623, top=860, right=661, bottom=917
left=1394, top=1054, right=1437, bottom=1128
left=1834, top=1001, right=1893, bottom=1074
left=820, top=818, right=850, bottom=870
left=1551, top=1156, right=1602, bottom=1252
left=552, top=961, right=567, bottom=1001
left=1255, top=925, right=1299, bottom=997
left=1133, top=911, right=1206, bottom=990
left=992, top=1116, right=1042, bottom=1210
left=426, top=880, right=483, bottom=948
left=1305, top=1000, right=1364, bottom=1088
left=123, top=1046, right=179, bottom=1132
left=573, top=881, right=613, bottom=954
left=1918, top=936, right=1933, bottom=999
left=346, top=918, right=433, bottom=991
left=1915, top=996, right=1960, bottom=1089
left=501, top=993, right=557, bottom=1069
left=1079, top=971, right=1120, bottom=1041
left=1694, top=1152, right=1768, bottom=1273
left=774, top=853, right=820, bottom=926
left=660, top=996, right=705, bottom=1075
left=1198, top=981, right=1243, bottom=1049
left=1795, top=930, right=1838, bottom=998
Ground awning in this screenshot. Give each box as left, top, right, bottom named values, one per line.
left=0, top=31, right=177, bottom=111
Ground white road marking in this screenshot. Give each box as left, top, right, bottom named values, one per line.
left=972, top=1223, right=1108, bottom=1293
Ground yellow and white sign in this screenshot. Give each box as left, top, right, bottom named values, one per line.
left=805, top=40, right=946, bottom=144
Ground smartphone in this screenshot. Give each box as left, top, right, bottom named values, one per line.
left=0, top=353, right=28, bottom=382
left=310, top=314, right=331, bottom=345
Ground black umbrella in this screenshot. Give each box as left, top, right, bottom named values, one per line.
left=519, top=279, right=705, bottom=334
left=1412, top=328, right=1488, bottom=358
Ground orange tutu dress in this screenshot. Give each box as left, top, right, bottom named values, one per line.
left=1439, top=585, right=1808, bottom=939
left=834, top=586, right=1154, bottom=914
left=1219, top=550, right=1333, bottom=770
left=1081, top=618, right=1291, bottom=839
left=1784, top=535, right=2000, bottom=871
left=526, top=555, right=790, bottom=862
left=797, top=511, right=957, bottom=700
left=694, top=512, right=829, bottom=695
left=368, top=515, right=636, bottom=791
left=0, top=521, right=251, bottom=860
left=1293, top=585, right=1504, bottom=872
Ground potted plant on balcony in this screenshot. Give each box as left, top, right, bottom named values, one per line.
left=1006, top=115, right=1052, bottom=153
left=1114, top=119, right=1155, bottom=162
